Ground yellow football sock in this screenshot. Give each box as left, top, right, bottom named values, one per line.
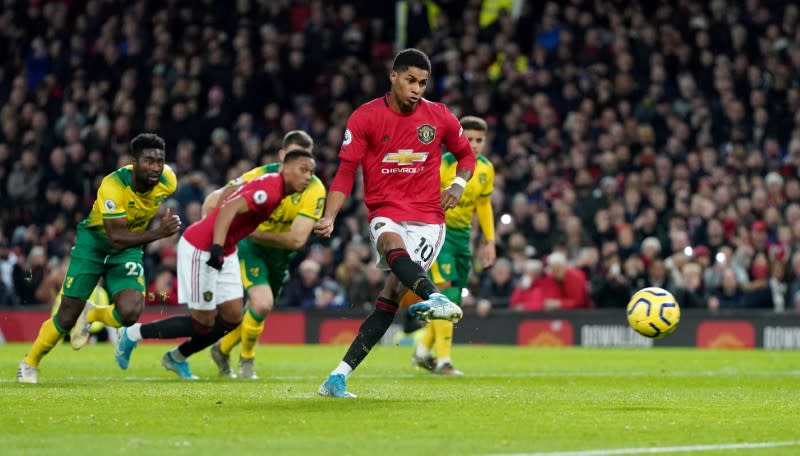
left=88, top=305, right=123, bottom=328
left=219, top=324, right=242, bottom=356
left=239, top=308, right=265, bottom=359
left=432, top=319, right=454, bottom=361
left=421, top=322, right=435, bottom=350
left=24, top=317, right=65, bottom=367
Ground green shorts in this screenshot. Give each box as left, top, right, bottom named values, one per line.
left=237, top=237, right=293, bottom=298
left=62, top=225, right=145, bottom=300
left=430, top=227, right=471, bottom=302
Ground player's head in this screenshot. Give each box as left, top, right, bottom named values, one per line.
left=279, top=130, right=314, bottom=161
left=390, top=48, right=431, bottom=112
left=281, top=149, right=316, bottom=193
left=460, top=116, right=489, bottom=155
left=130, top=133, right=166, bottom=190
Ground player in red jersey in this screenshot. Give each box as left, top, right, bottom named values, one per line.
left=315, top=48, right=476, bottom=398
left=113, top=150, right=316, bottom=379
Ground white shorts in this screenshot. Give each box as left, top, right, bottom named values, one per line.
left=369, top=217, right=445, bottom=272
left=177, top=236, right=243, bottom=311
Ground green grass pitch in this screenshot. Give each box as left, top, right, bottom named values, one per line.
left=1, top=343, right=799, bottom=455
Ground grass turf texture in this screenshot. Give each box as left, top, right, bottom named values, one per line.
left=1, top=343, right=799, bottom=455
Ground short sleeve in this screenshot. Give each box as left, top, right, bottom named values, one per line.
left=297, top=177, right=327, bottom=221
left=161, top=165, right=178, bottom=195
left=97, top=176, right=127, bottom=219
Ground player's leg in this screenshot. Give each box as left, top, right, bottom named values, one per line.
left=399, top=221, right=463, bottom=322
left=370, top=218, right=441, bottom=301
left=167, top=248, right=243, bottom=376
left=215, top=239, right=280, bottom=378
left=115, top=237, right=217, bottom=376
left=173, top=298, right=242, bottom=369
left=319, top=274, right=405, bottom=398
left=19, top=252, right=102, bottom=382
left=431, top=229, right=470, bottom=376
left=71, top=249, right=147, bottom=348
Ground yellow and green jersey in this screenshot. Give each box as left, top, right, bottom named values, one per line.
left=233, top=162, right=326, bottom=238
left=440, top=153, right=494, bottom=231
left=80, top=164, right=177, bottom=237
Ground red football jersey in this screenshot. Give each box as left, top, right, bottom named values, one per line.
left=330, top=94, right=476, bottom=224
left=183, top=173, right=285, bottom=254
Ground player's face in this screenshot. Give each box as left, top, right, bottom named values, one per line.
left=464, top=129, right=487, bottom=155
left=283, top=156, right=315, bottom=193
left=390, top=67, right=429, bottom=111
left=134, top=148, right=165, bottom=190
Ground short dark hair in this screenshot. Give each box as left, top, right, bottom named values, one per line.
left=282, top=130, right=314, bottom=150
left=392, top=48, right=431, bottom=74
left=283, top=148, right=315, bottom=164
left=460, top=116, right=488, bottom=132
left=130, top=133, right=165, bottom=158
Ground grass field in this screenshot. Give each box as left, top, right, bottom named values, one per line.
left=2, top=343, right=800, bottom=455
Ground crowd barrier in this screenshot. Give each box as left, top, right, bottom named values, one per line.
left=1, top=308, right=798, bottom=349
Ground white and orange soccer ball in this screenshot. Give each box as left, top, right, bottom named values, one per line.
left=626, top=287, right=681, bottom=339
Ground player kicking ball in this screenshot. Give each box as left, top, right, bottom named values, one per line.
left=114, top=150, right=315, bottom=379
left=313, top=48, right=476, bottom=398
left=406, top=116, right=496, bottom=376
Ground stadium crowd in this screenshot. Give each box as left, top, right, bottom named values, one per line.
left=1, top=0, right=800, bottom=314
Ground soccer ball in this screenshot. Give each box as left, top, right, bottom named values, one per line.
left=626, top=287, right=681, bottom=339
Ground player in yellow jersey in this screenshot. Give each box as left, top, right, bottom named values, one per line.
left=408, top=116, right=496, bottom=376
left=17, top=133, right=180, bottom=383
left=202, top=131, right=326, bottom=379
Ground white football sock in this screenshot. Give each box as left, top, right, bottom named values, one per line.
left=331, top=361, right=353, bottom=377
left=126, top=323, right=142, bottom=342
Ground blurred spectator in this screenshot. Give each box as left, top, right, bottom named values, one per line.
left=475, top=257, right=515, bottom=316
left=145, top=268, right=179, bottom=307
left=709, top=268, right=748, bottom=310
left=348, top=264, right=387, bottom=310
left=531, top=252, right=590, bottom=310
left=0, top=0, right=800, bottom=315
left=278, top=258, right=322, bottom=309
left=671, top=262, right=707, bottom=309
left=509, top=259, right=544, bottom=311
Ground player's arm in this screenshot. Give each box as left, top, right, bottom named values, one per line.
left=314, top=116, right=366, bottom=238
left=205, top=195, right=250, bottom=270
left=249, top=215, right=316, bottom=250
left=441, top=111, right=476, bottom=209
left=475, top=197, right=496, bottom=268
left=104, top=208, right=180, bottom=250
left=475, top=163, right=496, bottom=268
left=201, top=184, right=241, bottom=217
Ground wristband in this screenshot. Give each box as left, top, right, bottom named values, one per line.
left=452, top=176, right=467, bottom=188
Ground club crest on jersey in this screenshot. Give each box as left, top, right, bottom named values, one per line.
left=104, top=199, right=117, bottom=211
left=417, top=124, right=436, bottom=144
left=203, top=291, right=214, bottom=302
left=382, top=149, right=429, bottom=166
left=253, top=190, right=268, bottom=205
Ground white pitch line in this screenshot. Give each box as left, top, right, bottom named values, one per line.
left=489, top=440, right=800, bottom=456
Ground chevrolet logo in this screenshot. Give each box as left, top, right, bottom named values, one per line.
left=383, top=149, right=428, bottom=166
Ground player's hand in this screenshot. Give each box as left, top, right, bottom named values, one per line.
left=479, top=241, right=496, bottom=269
left=314, top=216, right=335, bottom=238
left=441, top=183, right=464, bottom=211
left=206, top=244, right=224, bottom=271
left=160, top=207, right=181, bottom=237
